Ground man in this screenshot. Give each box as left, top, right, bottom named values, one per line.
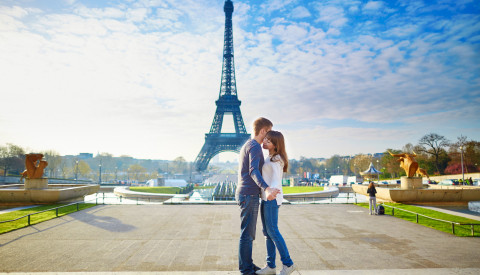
left=236, top=117, right=280, bottom=275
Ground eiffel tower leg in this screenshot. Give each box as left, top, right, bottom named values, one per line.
left=195, top=143, right=213, bottom=171
left=232, top=106, right=247, bottom=134
left=195, top=143, right=228, bottom=172
left=209, top=110, right=224, bottom=133
left=194, top=134, right=250, bottom=171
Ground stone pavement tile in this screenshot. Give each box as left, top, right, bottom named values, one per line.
left=1, top=204, right=480, bottom=273
left=1, top=269, right=480, bottom=274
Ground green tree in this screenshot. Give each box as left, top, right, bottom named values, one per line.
left=58, top=158, right=70, bottom=179
left=417, top=133, right=450, bottom=174
left=42, top=150, right=61, bottom=178
left=95, top=153, right=116, bottom=181
left=380, top=149, right=404, bottom=179
left=448, top=136, right=480, bottom=173
left=402, top=143, right=415, bottom=153
left=350, top=154, right=372, bottom=175
left=77, top=160, right=92, bottom=179
left=128, top=164, right=147, bottom=181
left=0, top=143, right=25, bottom=176
left=170, top=156, right=187, bottom=174
left=299, top=157, right=314, bottom=176
left=326, top=155, right=343, bottom=175
left=288, top=159, right=299, bottom=175
left=464, top=141, right=480, bottom=172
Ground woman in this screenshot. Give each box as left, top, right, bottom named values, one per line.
left=367, top=181, right=378, bottom=215
left=257, top=130, right=296, bottom=275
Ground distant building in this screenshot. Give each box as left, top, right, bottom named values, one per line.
left=373, top=153, right=384, bottom=158
left=78, top=153, right=93, bottom=159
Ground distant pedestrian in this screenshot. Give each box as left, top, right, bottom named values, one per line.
left=367, top=181, right=378, bottom=215
left=469, top=177, right=474, bottom=185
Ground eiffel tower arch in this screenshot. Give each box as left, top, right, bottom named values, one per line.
left=194, top=0, right=250, bottom=171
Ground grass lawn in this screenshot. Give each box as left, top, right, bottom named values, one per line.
left=0, top=203, right=96, bottom=234
left=356, top=202, right=480, bottom=237
left=129, top=186, right=181, bottom=194
left=282, top=186, right=324, bottom=194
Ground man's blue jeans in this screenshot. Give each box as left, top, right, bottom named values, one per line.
left=260, top=199, right=294, bottom=268
left=236, top=194, right=260, bottom=274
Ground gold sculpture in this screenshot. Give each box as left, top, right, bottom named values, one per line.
left=388, top=151, right=429, bottom=179
left=20, top=153, right=48, bottom=181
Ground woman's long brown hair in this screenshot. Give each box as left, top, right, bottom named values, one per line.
left=368, top=181, right=374, bottom=189
left=265, top=130, right=289, bottom=172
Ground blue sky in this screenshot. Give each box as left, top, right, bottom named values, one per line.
left=0, top=0, right=479, bottom=161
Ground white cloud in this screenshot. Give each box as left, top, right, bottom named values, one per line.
left=73, top=5, right=125, bottom=19
left=364, top=1, right=384, bottom=11
left=386, top=24, right=418, bottom=37
left=0, top=13, right=25, bottom=31
left=0, top=0, right=479, bottom=161
left=127, top=7, right=149, bottom=22
left=290, top=6, right=311, bottom=19
left=0, top=3, right=225, bottom=160
left=260, top=0, right=296, bottom=14
left=270, top=23, right=309, bottom=44
left=0, top=5, right=29, bottom=17
left=316, top=6, right=348, bottom=28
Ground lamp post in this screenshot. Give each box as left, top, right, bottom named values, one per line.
left=99, top=164, right=102, bottom=185
left=337, top=166, right=339, bottom=175
left=459, top=146, right=464, bottom=183
left=376, top=159, right=380, bottom=183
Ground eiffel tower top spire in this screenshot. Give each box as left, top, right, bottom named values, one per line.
left=207, top=0, right=247, bottom=135
left=219, top=0, right=237, bottom=98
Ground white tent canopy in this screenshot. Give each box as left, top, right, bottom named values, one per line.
left=360, top=162, right=381, bottom=175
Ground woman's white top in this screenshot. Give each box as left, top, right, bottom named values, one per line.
left=261, top=154, right=284, bottom=205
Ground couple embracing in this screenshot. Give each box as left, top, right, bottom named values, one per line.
left=235, top=117, right=296, bottom=275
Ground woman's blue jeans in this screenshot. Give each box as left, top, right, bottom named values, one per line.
left=369, top=196, right=378, bottom=214
left=260, top=199, right=294, bottom=268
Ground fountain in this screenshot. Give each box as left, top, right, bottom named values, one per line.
left=352, top=151, right=480, bottom=204
left=0, top=154, right=99, bottom=206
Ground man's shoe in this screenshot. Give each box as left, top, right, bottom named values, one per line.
left=253, top=264, right=261, bottom=271
left=279, top=264, right=296, bottom=275
left=256, top=265, right=276, bottom=275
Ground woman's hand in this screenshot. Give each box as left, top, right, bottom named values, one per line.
left=265, top=187, right=280, bottom=200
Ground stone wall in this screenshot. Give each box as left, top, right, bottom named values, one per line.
left=0, top=176, right=92, bottom=185
left=430, top=173, right=480, bottom=182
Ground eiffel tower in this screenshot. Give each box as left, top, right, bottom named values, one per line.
left=194, top=0, right=250, bottom=171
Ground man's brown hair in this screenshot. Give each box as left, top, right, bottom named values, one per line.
left=253, top=117, right=273, bottom=136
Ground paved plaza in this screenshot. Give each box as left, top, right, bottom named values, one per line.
left=0, top=204, right=479, bottom=274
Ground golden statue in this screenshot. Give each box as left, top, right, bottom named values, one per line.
left=388, top=151, right=429, bottom=179
left=20, top=153, right=48, bottom=181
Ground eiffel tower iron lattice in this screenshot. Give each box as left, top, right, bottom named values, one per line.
left=194, top=0, right=250, bottom=171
